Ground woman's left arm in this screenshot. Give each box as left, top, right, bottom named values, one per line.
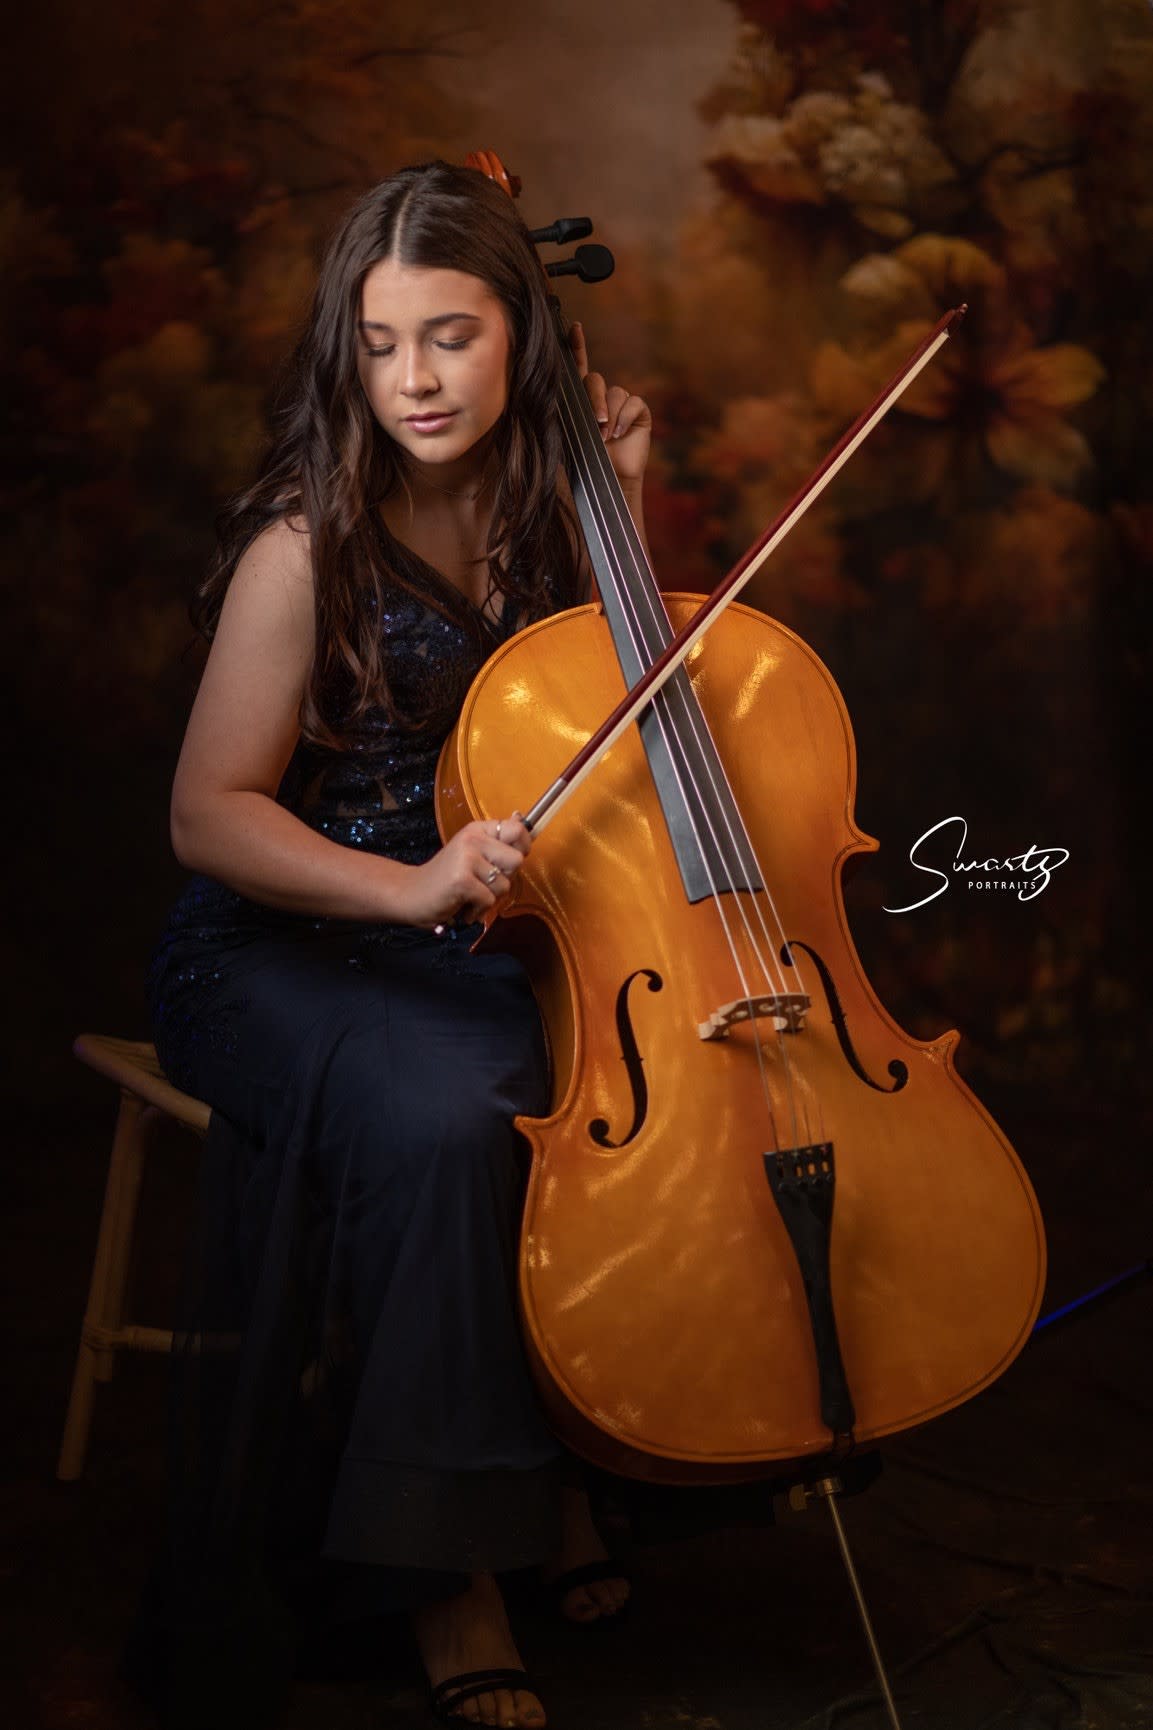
left=568, top=320, right=652, bottom=557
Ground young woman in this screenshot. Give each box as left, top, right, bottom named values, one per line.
left=135, top=161, right=651, bottom=1730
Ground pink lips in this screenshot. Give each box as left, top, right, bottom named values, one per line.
left=404, top=411, right=458, bottom=434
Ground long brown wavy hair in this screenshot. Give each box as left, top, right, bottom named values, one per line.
left=193, top=161, right=584, bottom=745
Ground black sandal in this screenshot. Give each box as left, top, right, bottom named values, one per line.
left=546, top=1558, right=631, bottom=1627
left=429, top=1666, right=546, bottom=1725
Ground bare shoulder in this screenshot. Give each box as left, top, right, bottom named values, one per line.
left=231, top=514, right=313, bottom=593
left=217, top=515, right=315, bottom=644
left=188, top=523, right=314, bottom=710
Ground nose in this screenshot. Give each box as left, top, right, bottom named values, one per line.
left=399, top=342, right=439, bottom=400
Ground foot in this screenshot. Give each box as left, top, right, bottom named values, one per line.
left=413, top=1571, right=545, bottom=1728
left=540, top=1485, right=630, bottom=1624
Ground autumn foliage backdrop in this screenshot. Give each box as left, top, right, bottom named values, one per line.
left=5, top=0, right=1151, bottom=1120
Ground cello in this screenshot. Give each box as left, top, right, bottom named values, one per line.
left=437, top=152, right=1046, bottom=1498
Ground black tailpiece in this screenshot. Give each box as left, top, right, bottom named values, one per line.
left=764, top=1142, right=856, bottom=1440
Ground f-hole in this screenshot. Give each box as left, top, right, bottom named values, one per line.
left=782, top=940, right=908, bottom=1093
left=588, top=968, right=663, bottom=1148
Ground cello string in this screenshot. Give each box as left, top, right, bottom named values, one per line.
left=554, top=363, right=804, bottom=1004
left=554, top=393, right=762, bottom=1012
left=556, top=399, right=793, bottom=1153
left=556, top=410, right=813, bottom=1158
left=555, top=363, right=824, bottom=1151
left=556, top=379, right=812, bottom=1153
left=555, top=381, right=760, bottom=963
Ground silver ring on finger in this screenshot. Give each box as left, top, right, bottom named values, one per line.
left=485, top=866, right=500, bottom=886
left=495, top=821, right=503, bottom=843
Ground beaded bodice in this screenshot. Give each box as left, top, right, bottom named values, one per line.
left=278, top=577, right=521, bottom=869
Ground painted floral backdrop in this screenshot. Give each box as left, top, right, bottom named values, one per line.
left=5, top=0, right=1151, bottom=1111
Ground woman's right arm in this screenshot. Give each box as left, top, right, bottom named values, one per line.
left=170, top=519, right=529, bottom=926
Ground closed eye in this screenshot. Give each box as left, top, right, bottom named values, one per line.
left=363, top=338, right=470, bottom=357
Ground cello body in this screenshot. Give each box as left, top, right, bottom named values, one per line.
left=437, top=595, right=1046, bottom=1484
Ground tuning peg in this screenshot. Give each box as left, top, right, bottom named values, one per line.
left=545, top=243, right=615, bottom=284
left=529, top=217, right=593, bottom=246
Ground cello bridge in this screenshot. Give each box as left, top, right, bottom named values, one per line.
left=698, top=992, right=810, bottom=1041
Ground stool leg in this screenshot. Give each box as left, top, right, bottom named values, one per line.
left=97, top=1102, right=154, bottom=1382
left=57, top=1090, right=146, bottom=1480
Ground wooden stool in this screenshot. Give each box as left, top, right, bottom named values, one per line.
left=57, top=1034, right=211, bottom=1481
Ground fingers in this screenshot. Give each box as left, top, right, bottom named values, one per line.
left=475, top=846, right=520, bottom=889
left=583, top=368, right=610, bottom=432
left=476, top=823, right=528, bottom=886
left=460, top=817, right=531, bottom=914
left=429, top=815, right=534, bottom=929
left=603, top=386, right=650, bottom=442
left=486, top=813, right=531, bottom=858
left=568, top=319, right=589, bottom=378
left=582, top=374, right=649, bottom=443
left=570, top=323, right=650, bottom=449
left=569, top=320, right=616, bottom=434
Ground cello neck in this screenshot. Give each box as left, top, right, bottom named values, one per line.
left=552, top=301, right=658, bottom=658
left=551, top=301, right=761, bottom=901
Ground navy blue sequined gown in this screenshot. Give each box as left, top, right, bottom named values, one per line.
left=132, top=570, right=569, bottom=1727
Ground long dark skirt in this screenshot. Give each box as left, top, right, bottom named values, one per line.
left=127, top=886, right=565, bottom=1728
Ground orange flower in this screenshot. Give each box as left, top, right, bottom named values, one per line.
left=815, top=234, right=1104, bottom=488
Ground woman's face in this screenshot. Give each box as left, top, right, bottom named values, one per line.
left=356, top=257, right=512, bottom=469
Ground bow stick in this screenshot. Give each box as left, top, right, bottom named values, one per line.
left=525, top=303, right=966, bottom=835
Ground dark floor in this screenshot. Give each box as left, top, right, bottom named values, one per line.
left=6, top=1065, right=1153, bottom=1730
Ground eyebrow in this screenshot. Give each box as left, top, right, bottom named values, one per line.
left=357, top=312, right=483, bottom=333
